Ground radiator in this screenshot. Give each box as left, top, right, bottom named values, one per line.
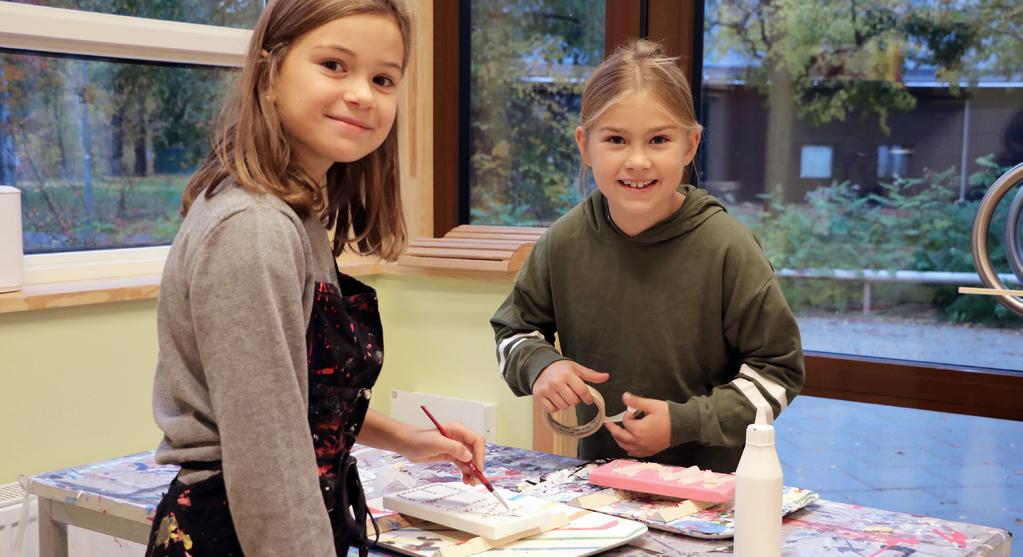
left=0, top=482, right=36, bottom=557
left=0, top=481, right=145, bottom=557
left=390, top=390, right=497, bottom=442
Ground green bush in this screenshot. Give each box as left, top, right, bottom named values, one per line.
left=737, top=157, right=1020, bottom=325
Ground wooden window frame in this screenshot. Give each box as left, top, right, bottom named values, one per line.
left=431, top=1, right=1023, bottom=421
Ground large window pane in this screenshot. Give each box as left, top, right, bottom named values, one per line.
left=8, top=0, right=262, bottom=28
left=702, top=0, right=1023, bottom=371
left=0, top=51, right=235, bottom=253
left=468, top=0, right=605, bottom=226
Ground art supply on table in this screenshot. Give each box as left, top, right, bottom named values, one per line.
left=588, top=459, right=736, bottom=503
left=381, top=482, right=564, bottom=540
left=733, top=406, right=783, bottom=556
left=371, top=496, right=647, bottom=557
left=420, top=405, right=511, bottom=511
left=544, top=385, right=640, bottom=438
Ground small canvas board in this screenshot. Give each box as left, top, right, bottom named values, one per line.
left=370, top=499, right=647, bottom=557
left=381, top=482, right=561, bottom=540
left=588, top=459, right=735, bottom=503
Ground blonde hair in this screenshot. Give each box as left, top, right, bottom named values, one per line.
left=577, top=39, right=702, bottom=189
left=182, top=0, right=411, bottom=260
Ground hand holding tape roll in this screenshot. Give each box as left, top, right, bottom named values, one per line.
left=545, top=385, right=640, bottom=438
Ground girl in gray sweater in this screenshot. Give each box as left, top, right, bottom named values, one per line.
left=147, top=1, right=483, bottom=556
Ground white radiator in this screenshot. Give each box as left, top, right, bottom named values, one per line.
left=0, top=482, right=37, bottom=557
left=0, top=481, right=145, bottom=557
left=390, top=390, right=497, bottom=442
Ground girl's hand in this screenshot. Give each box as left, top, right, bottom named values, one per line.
left=605, top=392, right=671, bottom=458
left=399, top=422, right=485, bottom=485
left=533, top=359, right=610, bottom=413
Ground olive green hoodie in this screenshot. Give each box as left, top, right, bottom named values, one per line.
left=491, top=185, right=804, bottom=472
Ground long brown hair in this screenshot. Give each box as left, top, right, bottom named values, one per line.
left=183, top=0, right=411, bottom=260
left=577, top=39, right=702, bottom=190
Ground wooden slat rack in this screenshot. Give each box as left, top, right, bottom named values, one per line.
left=397, top=225, right=547, bottom=273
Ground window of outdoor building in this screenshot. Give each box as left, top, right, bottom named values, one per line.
left=701, top=0, right=1023, bottom=373
left=467, top=0, right=605, bottom=226
left=799, top=145, right=833, bottom=179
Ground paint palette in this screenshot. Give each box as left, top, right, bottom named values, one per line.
left=588, top=459, right=736, bottom=503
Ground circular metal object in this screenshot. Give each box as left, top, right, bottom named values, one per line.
left=1006, top=184, right=1023, bottom=283
left=972, top=162, right=1023, bottom=317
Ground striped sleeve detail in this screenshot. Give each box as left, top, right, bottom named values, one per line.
left=738, top=363, right=790, bottom=413
left=497, top=331, right=544, bottom=375
left=731, top=377, right=775, bottom=423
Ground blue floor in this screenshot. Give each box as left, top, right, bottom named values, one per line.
left=777, top=396, right=1022, bottom=555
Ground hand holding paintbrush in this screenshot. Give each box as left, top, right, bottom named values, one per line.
left=420, top=405, right=512, bottom=512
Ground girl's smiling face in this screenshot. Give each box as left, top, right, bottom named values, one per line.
left=271, top=13, right=404, bottom=183
left=576, top=90, right=701, bottom=236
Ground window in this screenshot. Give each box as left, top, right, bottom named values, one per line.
left=467, top=0, right=605, bottom=227
left=799, top=145, right=833, bottom=179
left=702, top=0, right=1023, bottom=374
left=6, top=0, right=262, bottom=28
left=877, top=145, right=911, bottom=179
left=0, top=2, right=251, bottom=259
left=2, top=51, right=236, bottom=253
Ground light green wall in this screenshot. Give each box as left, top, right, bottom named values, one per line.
left=0, top=300, right=162, bottom=485
left=0, top=274, right=531, bottom=485
left=365, top=274, right=534, bottom=450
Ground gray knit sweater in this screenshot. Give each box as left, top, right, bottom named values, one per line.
left=152, top=183, right=340, bottom=556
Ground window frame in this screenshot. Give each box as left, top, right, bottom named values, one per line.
left=0, top=2, right=249, bottom=283
left=435, top=0, right=1023, bottom=421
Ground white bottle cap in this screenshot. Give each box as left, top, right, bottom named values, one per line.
left=745, top=423, right=775, bottom=446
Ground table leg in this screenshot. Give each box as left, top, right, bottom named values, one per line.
left=37, top=498, right=69, bottom=557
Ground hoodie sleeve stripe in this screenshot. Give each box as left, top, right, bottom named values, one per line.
left=732, top=377, right=775, bottom=423
left=497, top=331, right=544, bottom=375
left=739, top=363, right=789, bottom=413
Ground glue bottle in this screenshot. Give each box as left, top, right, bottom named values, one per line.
left=733, top=405, right=783, bottom=557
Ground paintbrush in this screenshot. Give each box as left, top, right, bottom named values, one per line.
left=419, top=405, right=512, bottom=512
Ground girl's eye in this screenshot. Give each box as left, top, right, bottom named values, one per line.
left=374, top=75, right=397, bottom=88
left=605, top=135, right=625, bottom=144
left=322, top=60, right=346, bottom=72
left=650, top=135, right=669, bottom=145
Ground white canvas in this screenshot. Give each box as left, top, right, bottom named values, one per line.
left=382, top=482, right=561, bottom=540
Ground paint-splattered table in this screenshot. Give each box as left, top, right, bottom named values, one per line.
left=27, top=444, right=1012, bottom=556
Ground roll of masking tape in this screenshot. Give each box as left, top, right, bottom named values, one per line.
left=544, top=385, right=635, bottom=438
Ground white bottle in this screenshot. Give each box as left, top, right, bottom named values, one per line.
left=733, top=405, right=783, bottom=557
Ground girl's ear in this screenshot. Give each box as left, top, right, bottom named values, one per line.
left=683, top=128, right=701, bottom=165
left=574, top=126, right=591, bottom=166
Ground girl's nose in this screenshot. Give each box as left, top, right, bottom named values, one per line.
left=625, top=150, right=651, bottom=170
left=342, top=79, right=375, bottom=109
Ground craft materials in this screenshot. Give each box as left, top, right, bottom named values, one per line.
left=544, top=385, right=639, bottom=438
left=370, top=500, right=647, bottom=557
left=588, top=459, right=736, bottom=503
left=421, top=405, right=511, bottom=511
left=733, top=406, right=783, bottom=556
left=382, top=482, right=563, bottom=540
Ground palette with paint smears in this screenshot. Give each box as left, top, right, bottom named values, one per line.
left=588, top=459, right=736, bottom=503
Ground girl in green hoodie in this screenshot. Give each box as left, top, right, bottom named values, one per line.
left=491, top=40, right=804, bottom=472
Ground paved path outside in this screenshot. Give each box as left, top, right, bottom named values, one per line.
left=796, top=314, right=1023, bottom=371
left=779, top=396, right=1022, bottom=556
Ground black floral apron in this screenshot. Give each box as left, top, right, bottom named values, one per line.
left=146, top=270, right=384, bottom=557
